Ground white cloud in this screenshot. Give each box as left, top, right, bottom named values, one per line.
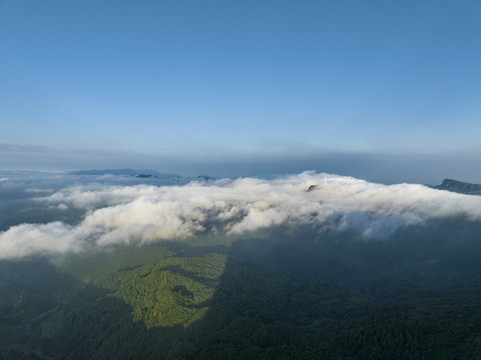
left=1, top=171, right=481, bottom=259
left=0, top=222, right=83, bottom=259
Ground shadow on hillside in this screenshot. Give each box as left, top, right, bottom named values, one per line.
left=4, top=218, right=481, bottom=359
left=32, top=243, right=348, bottom=360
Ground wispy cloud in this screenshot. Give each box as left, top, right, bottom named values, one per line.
left=0, top=172, right=480, bottom=259
left=0, top=140, right=50, bottom=152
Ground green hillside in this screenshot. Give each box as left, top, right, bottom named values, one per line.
left=2, top=222, right=481, bottom=359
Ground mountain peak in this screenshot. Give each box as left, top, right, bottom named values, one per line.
left=433, top=178, right=481, bottom=195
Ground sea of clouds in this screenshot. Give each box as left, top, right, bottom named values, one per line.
left=0, top=171, right=480, bottom=259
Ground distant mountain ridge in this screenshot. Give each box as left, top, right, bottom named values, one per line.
left=67, top=168, right=180, bottom=178
left=433, top=179, right=481, bottom=195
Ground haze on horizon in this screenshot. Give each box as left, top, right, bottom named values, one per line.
left=1, top=0, right=481, bottom=184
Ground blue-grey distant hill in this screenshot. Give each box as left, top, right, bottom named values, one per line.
left=433, top=179, right=481, bottom=195
left=67, top=168, right=180, bottom=178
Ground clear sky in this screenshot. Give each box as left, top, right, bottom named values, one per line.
left=1, top=0, right=481, bottom=183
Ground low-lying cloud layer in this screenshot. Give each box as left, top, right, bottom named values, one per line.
left=1, top=171, right=480, bottom=259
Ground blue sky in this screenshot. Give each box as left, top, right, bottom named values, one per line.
left=1, top=0, right=481, bottom=183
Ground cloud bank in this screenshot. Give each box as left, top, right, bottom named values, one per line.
left=1, top=171, right=481, bottom=259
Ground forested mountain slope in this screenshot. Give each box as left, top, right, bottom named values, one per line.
left=1, top=220, right=481, bottom=359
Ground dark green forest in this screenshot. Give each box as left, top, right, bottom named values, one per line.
left=2, top=218, right=481, bottom=359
